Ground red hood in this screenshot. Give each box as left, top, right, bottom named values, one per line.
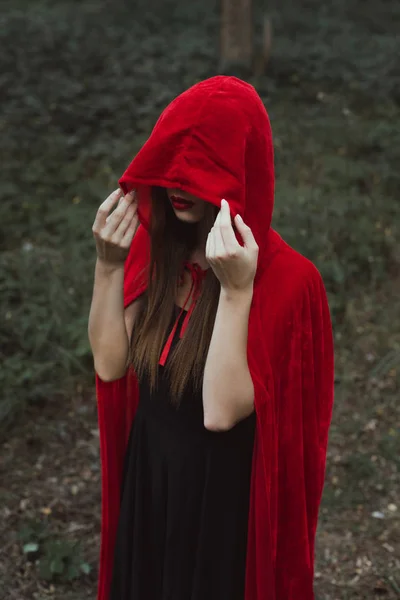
left=119, top=75, right=274, bottom=277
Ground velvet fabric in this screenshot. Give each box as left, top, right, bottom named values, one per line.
left=95, top=76, right=334, bottom=600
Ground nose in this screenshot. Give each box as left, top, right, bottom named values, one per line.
left=169, top=189, right=193, bottom=201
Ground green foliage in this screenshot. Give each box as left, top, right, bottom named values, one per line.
left=255, top=0, right=400, bottom=101
left=0, top=243, right=94, bottom=426
left=19, top=519, right=49, bottom=546
left=18, top=519, right=91, bottom=582
left=38, top=540, right=91, bottom=581
left=379, top=431, right=400, bottom=468
left=1, top=0, right=399, bottom=427
left=343, top=453, right=377, bottom=480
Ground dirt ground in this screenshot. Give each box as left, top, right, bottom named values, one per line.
left=1, top=280, right=399, bottom=600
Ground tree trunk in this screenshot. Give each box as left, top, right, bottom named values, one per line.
left=220, top=0, right=253, bottom=72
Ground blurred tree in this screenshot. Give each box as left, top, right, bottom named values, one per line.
left=220, top=0, right=253, bottom=71
left=220, top=0, right=272, bottom=76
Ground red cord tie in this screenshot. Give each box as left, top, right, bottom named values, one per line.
left=159, top=262, right=207, bottom=366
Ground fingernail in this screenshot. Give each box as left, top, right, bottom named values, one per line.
left=236, top=214, right=243, bottom=221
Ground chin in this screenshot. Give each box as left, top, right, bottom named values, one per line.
left=172, top=209, right=203, bottom=224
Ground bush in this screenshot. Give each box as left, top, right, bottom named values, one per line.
left=1, top=0, right=399, bottom=428
left=19, top=518, right=91, bottom=582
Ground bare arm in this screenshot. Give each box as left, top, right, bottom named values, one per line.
left=88, top=188, right=139, bottom=381
left=202, top=287, right=254, bottom=431
left=88, top=261, right=140, bottom=381
left=203, top=199, right=258, bottom=431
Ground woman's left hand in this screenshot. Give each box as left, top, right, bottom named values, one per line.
left=206, top=199, right=259, bottom=294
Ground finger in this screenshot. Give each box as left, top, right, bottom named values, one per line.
left=214, top=219, right=226, bottom=257
left=116, top=188, right=135, bottom=209
left=206, top=226, right=216, bottom=261
left=106, top=190, right=136, bottom=223
left=205, top=228, right=211, bottom=258
left=210, top=210, right=225, bottom=258
left=219, top=199, right=239, bottom=255
left=206, top=211, right=218, bottom=260
left=102, top=190, right=136, bottom=235
left=112, top=202, right=138, bottom=242
left=121, top=212, right=140, bottom=248
left=93, top=188, right=122, bottom=230
left=234, top=214, right=258, bottom=250
left=212, top=207, right=221, bottom=230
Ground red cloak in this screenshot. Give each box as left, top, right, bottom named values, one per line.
left=95, top=76, right=334, bottom=600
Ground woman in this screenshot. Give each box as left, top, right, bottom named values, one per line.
left=89, top=76, right=334, bottom=600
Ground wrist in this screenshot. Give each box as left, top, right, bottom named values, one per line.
left=96, top=257, right=125, bottom=277
left=219, top=284, right=254, bottom=305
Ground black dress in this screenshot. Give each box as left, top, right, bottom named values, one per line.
left=109, top=307, right=256, bottom=600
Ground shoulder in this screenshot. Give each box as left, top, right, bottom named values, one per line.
left=255, top=233, right=331, bottom=358
left=260, top=234, right=326, bottom=312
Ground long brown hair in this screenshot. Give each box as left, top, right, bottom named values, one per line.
left=129, top=187, right=220, bottom=404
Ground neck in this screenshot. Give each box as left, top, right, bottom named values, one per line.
left=189, top=246, right=209, bottom=271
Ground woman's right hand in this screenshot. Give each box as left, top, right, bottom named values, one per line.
left=92, top=188, right=139, bottom=265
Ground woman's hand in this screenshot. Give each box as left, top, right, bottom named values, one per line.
left=92, top=188, right=139, bottom=266
left=206, top=199, right=259, bottom=294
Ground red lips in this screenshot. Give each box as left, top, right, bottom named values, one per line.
left=170, top=195, right=194, bottom=210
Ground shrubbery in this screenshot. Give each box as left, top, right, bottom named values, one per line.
left=1, top=0, right=399, bottom=429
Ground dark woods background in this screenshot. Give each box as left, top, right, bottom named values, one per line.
left=0, top=0, right=399, bottom=597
